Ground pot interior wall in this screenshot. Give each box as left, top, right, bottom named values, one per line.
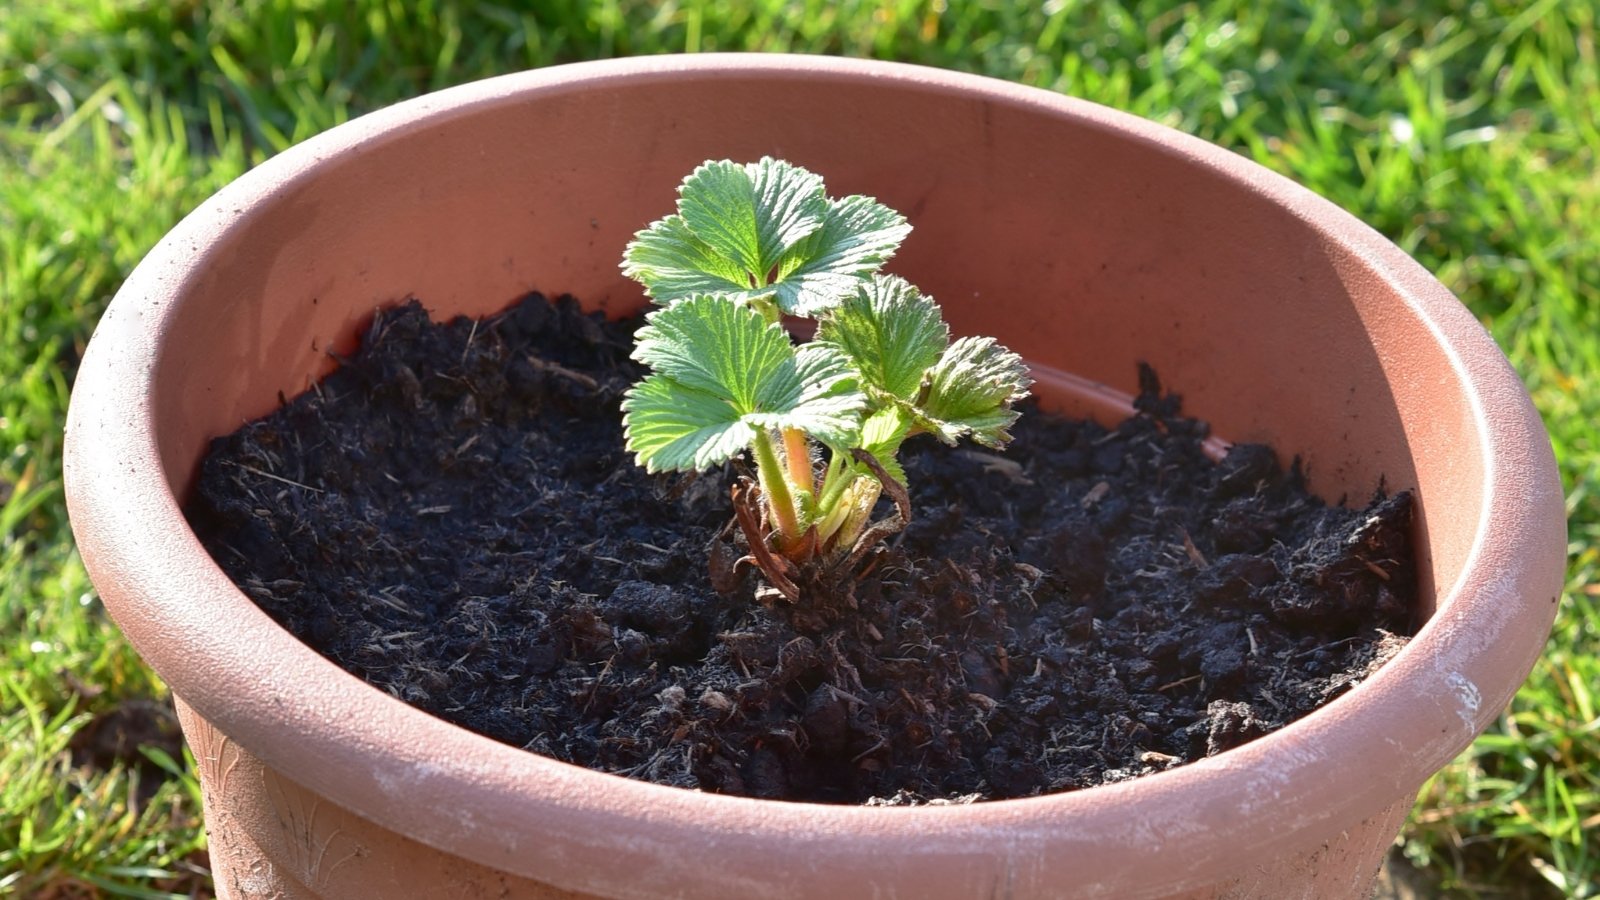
left=150, top=67, right=1485, bottom=613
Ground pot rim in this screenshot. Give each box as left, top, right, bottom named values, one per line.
left=64, top=54, right=1565, bottom=896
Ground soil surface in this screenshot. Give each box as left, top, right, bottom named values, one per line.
left=187, top=293, right=1416, bottom=804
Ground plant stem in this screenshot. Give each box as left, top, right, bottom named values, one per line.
left=831, top=478, right=883, bottom=552
left=752, top=428, right=802, bottom=545
left=753, top=296, right=782, bottom=325
left=782, top=428, right=813, bottom=498
left=815, top=455, right=856, bottom=516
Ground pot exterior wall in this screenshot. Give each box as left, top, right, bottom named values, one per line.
left=179, top=699, right=592, bottom=900
left=179, top=693, right=1408, bottom=899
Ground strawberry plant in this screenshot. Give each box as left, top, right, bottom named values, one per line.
left=620, top=158, right=1031, bottom=600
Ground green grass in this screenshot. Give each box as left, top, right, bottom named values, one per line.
left=2, top=1, right=1594, bottom=896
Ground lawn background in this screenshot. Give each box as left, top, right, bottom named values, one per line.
left=2, top=1, right=1595, bottom=896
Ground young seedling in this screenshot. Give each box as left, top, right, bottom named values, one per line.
left=620, top=158, right=1032, bottom=601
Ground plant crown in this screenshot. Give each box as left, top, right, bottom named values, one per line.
left=620, top=158, right=1031, bottom=588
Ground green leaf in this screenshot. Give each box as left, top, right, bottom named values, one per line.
left=772, top=194, right=912, bottom=316
left=631, top=292, right=799, bottom=411
left=620, top=159, right=907, bottom=314
left=622, top=296, right=867, bottom=472
left=678, top=159, right=827, bottom=283
left=919, top=336, right=1033, bottom=448
left=815, top=274, right=947, bottom=401
left=620, top=376, right=756, bottom=473
left=781, top=344, right=868, bottom=449
left=859, top=406, right=912, bottom=487
left=620, top=214, right=757, bottom=302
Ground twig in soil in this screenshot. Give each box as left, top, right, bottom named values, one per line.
left=955, top=449, right=1034, bottom=485
left=851, top=739, right=889, bottom=763
left=224, top=460, right=325, bottom=494
left=826, top=683, right=868, bottom=708
left=853, top=553, right=884, bottom=584
left=1179, top=527, right=1208, bottom=568
left=1013, top=561, right=1046, bottom=584
left=826, top=636, right=868, bottom=696
left=1157, top=673, right=1203, bottom=692
left=375, top=631, right=419, bottom=651
left=367, top=589, right=418, bottom=618
left=526, top=354, right=600, bottom=391
left=1294, top=636, right=1366, bottom=659
left=1081, top=480, right=1111, bottom=508
left=580, top=658, right=615, bottom=717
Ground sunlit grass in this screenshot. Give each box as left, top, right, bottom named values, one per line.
left=2, top=1, right=1593, bottom=895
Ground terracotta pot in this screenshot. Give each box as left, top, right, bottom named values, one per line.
left=64, top=55, right=1564, bottom=899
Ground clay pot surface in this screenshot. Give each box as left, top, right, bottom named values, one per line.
left=64, top=55, right=1565, bottom=899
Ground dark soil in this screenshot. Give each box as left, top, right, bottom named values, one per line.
left=186, top=293, right=1416, bottom=804
left=66, top=688, right=186, bottom=810
left=68, top=697, right=184, bottom=776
